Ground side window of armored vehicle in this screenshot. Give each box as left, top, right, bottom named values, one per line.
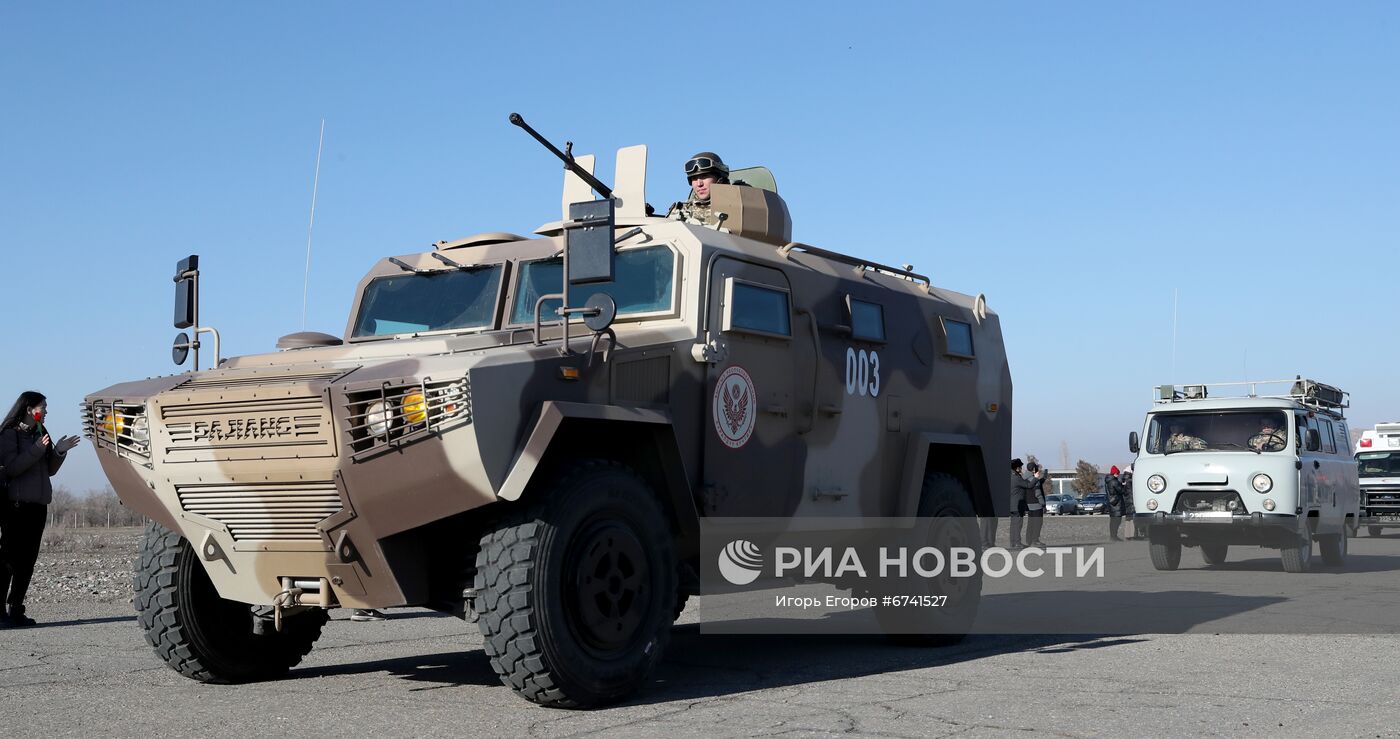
left=847, top=297, right=885, bottom=343
left=940, top=317, right=975, bottom=358
left=723, top=279, right=791, bottom=338
left=510, top=245, right=677, bottom=325
left=352, top=264, right=504, bottom=338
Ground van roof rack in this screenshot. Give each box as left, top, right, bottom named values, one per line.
left=1153, top=377, right=1348, bottom=415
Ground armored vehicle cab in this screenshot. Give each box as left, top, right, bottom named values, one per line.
left=1355, top=423, right=1400, bottom=536
left=1129, top=379, right=1360, bottom=573
left=85, top=116, right=1012, bottom=707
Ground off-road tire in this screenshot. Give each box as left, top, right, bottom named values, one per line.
left=473, top=460, right=677, bottom=708
left=1149, top=530, right=1182, bottom=571
left=1200, top=543, right=1228, bottom=566
left=1280, top=535, right=1312, bottom=573
left=134, top=522, right=327, bottom=682
left=1369, top=525, right=1384, bottom=537
left=880, top=472, right=982, bottom=646
left=1319, top=533, right=1347, bottom=567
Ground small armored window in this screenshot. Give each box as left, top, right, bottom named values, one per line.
left=941, top=317, right=975, bottom=358
left=848, top=298, right=886, bottom=343
left=724, top=279, right=791, bottom=338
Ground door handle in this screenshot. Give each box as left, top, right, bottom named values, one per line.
left=1313, top=461, right=1320, bottom=470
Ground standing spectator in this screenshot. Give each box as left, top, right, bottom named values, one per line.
left=1, top=391, right=81, bottom=627
left=1105, top=465, right=1125, bottom=541
left=1024, top=462, right=1047, bottom=548
left=1008, top=459, right=1040, bottom=549
left=1121, top=466, right=1142, bottom=539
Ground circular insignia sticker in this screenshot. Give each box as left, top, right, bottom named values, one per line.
left=713, top=365, right=757, bottom=449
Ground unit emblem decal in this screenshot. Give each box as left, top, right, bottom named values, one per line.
left=713, top=365, right=756, bottom=449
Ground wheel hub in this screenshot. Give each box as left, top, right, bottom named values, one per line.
left=570, top=520, right=651, bottom=653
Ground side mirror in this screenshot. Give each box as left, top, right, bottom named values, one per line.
left=1306, top=429, right=1321, bottom=452
left=173, top=254, right=199, bottom=329
left=565, top=199, right=615, bottom=285
left=1128, top=431, right=1140, bottom=454
left=582, top=293, right=617, bottom=333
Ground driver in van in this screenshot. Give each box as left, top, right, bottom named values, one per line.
left=1248, top=418, right=1287, bottom=452
left=1165, top=423, right=1208, bottom=453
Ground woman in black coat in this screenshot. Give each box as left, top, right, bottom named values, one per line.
left=0, top=390, right=81, bottom=627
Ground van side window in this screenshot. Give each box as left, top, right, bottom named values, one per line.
left=1320, top=420, right=1337, bottom=454
left=724, top=279, right=791, bottom=337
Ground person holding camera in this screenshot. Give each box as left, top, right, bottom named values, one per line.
left=1, top=391, right=81, bottom=627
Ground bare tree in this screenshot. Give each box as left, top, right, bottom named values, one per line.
left=1072, top=460, right=1102, bottom=496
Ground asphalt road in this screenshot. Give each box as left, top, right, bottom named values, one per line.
left=3, top=521, right=1399, bottom=737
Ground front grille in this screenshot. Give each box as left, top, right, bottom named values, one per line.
left=1363, top=487, right=1400, bottom=511
left=158, top=395, right=335, bottom=463
left=82, top=401, right=151, bottom=465
left=175, top=480, right=341, bottom=541
left=343, top=376, right=472, bottom=461
left=1173, top=490, right=1247, bottom=514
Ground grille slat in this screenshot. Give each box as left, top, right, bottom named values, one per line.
left=177, top=369, right=346, bottom=391
left=176, top=480, right=340, bottom=542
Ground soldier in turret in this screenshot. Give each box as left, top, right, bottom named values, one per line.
left=667, top=152, right=730, bottom=227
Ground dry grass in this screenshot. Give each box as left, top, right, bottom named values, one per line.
left=40, top=526, right=144, bottom=553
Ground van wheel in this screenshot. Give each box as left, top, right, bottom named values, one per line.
left=879, top=472, right=981, bottom=646
left=134, top=522, right=327, bottom=682
left=473, top=460, right=677, bottom=708
left=1280, top=535, right=1312, bottom=573
left=1319, top=533, right=1347, bottom=566
left=1369, top=526, right=1384, bottom=537
left=1149, top=530, right=1181, bottom=571
left=1200, top=543, right=1228, bottom=566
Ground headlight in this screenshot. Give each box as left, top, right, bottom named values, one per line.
left=131, top=416, right=149, bottom=445
left=1146, top=499, right=1158, bottom=510
left=402, top=391, right=428, bottom=425
left=1251, top=473, right=1272, bottom=494
left=100, top=411, right=125, bottom=437
left=436, top=380, right=468, bottom=417
left=1263, top=499, right=1276, bottom=511
left=1147, top=474, right=1166, bottom=494
left=366, top=400, right=394, bottom=438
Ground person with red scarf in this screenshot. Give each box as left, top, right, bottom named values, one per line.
left=1, top=391, right=80, bottom=627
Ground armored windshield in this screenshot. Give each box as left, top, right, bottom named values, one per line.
left=511, top=245, right=675, bottom=325
left=1146, top=410, right=1289, bottom=454
left=1358, top=451, right=1400, bottom=477
left=352, top=265, right=502, bottom=338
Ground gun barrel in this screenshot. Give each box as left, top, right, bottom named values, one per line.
left=508, top=112, right=613, bottom=199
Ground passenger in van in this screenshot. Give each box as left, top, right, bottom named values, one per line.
left=667, top=152, right=730, bottom=227
left=1165, top=423, right=1207, bottom=453
left=1247, top=418, right=1287, bottom=452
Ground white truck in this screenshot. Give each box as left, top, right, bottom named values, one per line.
left=1354, top=423, right=1400, bottom=536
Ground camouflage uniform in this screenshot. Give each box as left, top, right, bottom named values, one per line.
left=670, top=196, right=722, bottom=227
left=1165, top=433, right=1208, bottom=453
left=1248, top=430, right=1286, bottom=452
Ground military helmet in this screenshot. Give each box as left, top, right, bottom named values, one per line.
left=684, top=151, right=729, bottom=180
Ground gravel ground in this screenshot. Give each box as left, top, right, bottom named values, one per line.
left=27, top=527, right=143, bottom=609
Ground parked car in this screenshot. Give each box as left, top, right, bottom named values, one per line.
left=1079, top=494, right=1108, bottom=514
left=1046, top=494, right=1079, bottom=515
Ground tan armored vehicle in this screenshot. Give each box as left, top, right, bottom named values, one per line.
left=84, top=115, right=1013, bottom=707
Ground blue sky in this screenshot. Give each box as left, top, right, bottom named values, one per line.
left=2, top=2, right=1397, bottom=491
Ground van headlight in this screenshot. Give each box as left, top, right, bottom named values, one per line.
left=366, top=400, right=394, bottom=438
left=1251, top=473, right=1273, bottom=494
left=1147, top=474, right=1166, bottom=494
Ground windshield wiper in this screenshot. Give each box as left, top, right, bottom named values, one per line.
left=1214, top=441, right=1259, bottom=455
left=388, top=257, right=434, bottom=275
left=430, top=253, right=493, bottom=271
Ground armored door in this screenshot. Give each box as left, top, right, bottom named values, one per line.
left=701, top=258, right=804, bottom=517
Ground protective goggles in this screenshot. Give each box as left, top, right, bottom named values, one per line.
left=684, top=156, right=727, bottom=176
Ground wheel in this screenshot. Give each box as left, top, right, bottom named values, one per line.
left=1200, top=543, right=1228, bottom=566
left=473, top=460, right=677, bottom=708
left=134, top=521, right=327, bottom=682
left=1319, top=533, right=1347, bottom=567
left=878, top=472, right=982, bottom=646
left=1149, top=530, right=1181, bottom=571
left=1370, top=525, right=1384, bottom=537
left=1280, top=535, right=1312, bottom=573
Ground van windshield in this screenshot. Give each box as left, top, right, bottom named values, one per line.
left=352, top=265, right=502, bottom=337
left=1146, top=410, right=1289, bottom=454
left=1358, top=451, right=1400, bottom=477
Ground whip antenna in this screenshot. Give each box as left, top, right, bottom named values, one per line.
left=301, top=119, right=325, bottom=330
